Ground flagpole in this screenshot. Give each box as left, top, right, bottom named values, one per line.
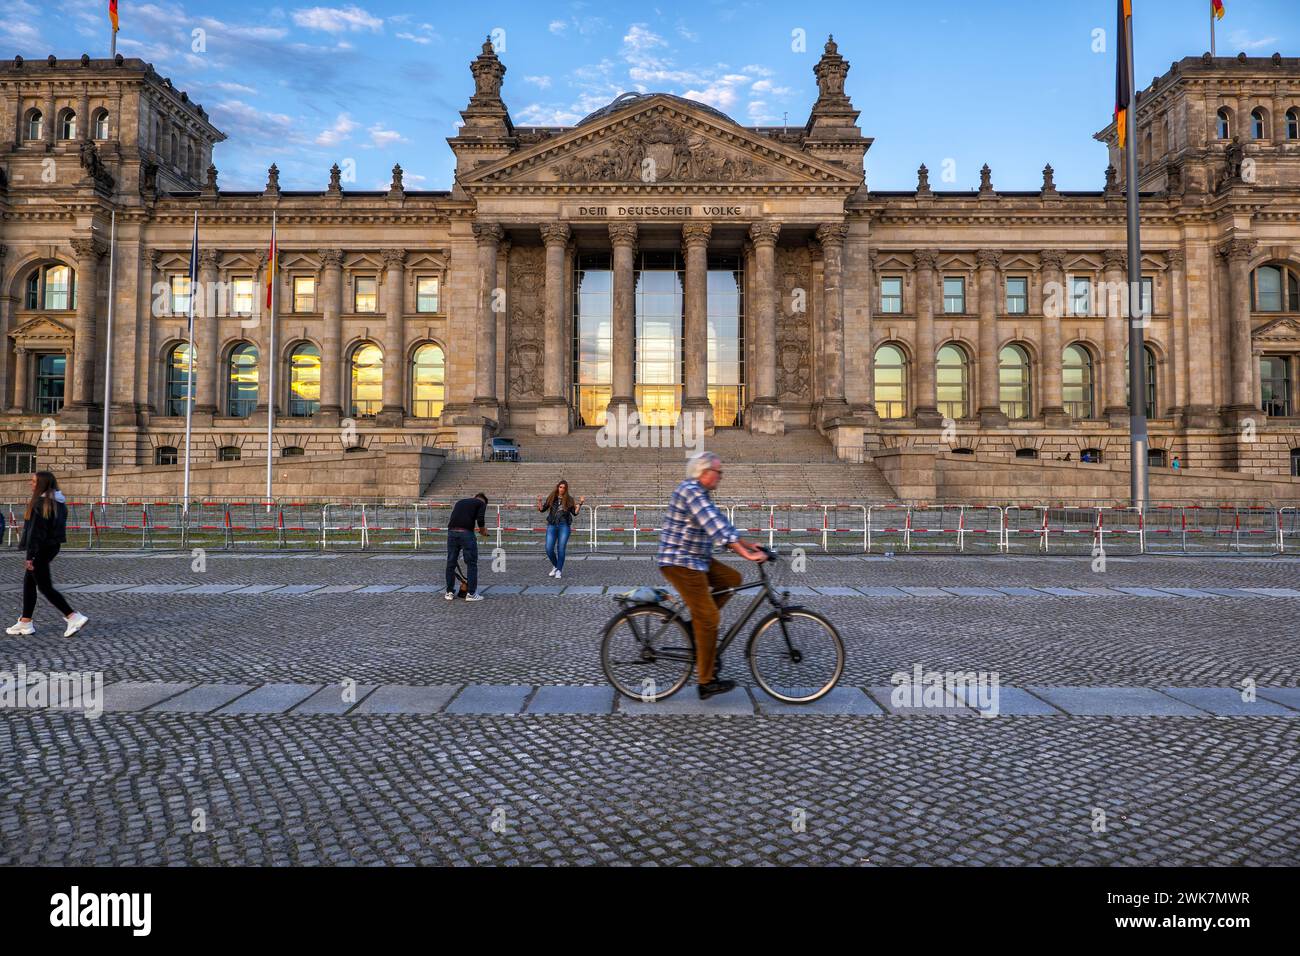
left=266, top=211, right=276, bottom=506
left=182, top=211, right=197, bottom=514
left=1123, top=3, right=1150, bottom=509
left=99, top=210, right=116, bottom=501
left=1211, top=9, right=1216, bottom=56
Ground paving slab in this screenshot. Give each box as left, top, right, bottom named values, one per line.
left=397, top=585, right=446, bottom=593
left=948, top=685, right=1063, bottom=716
left=1159, top=687, right=1296, bottom=717
left=62, top=583, right=136, bottom=593
left=148, top=683, right=255, bottom=713
left=813, top=586, right=861, bottom=596
left=357, top=584, right=403, bottom=594
left=781, top=585, right=820, bottom=596
left=1113, top=587, right=1177, bottom=597
left=309, top=584, right=364, bottom=594
left=216, top=683, right=322, bottom=714
left=522, top=586, right=564, bottom=595
left=352, top=684, right=460, bottom=714
left=445, top=684, right=532, bottom=714
left=1201, top=588, right=1266, bottom=598
left=268, top=585, right=324, bottom=595
left=560, top=586, right=606, bottom=595
left=229, top=585, right=283, bottom=595
left=866, top=685, right=975, bottom=716
left=1155, top=588, right=1218, bottom=598
left=1040, top=587, right=1090, bottom=597
left=101, top=681, right=195, bottom=713
left=754, top=686, right=884, bottom=715
left=292, top=684, right=379, bottom=714
left=119, top=583, right=192, bottom=594
left=1074, top=587, right=1123, bottom=596
left=1027, top=686, right=1205, bottom=716
left=854, top=586, right=910, bottom=597
left=482, top=585, right=523, bottom=595
left=618, top=687, right=755, bottom=716
left=898, top=587, right=950, bottom=597
left=177, top=583, right=245, bottom=594
left=942, top=587, right=1003, bottom=597
left=1255, top=687, right=1300, bottom=711
left=996, top=587, right=1053, bottom=597
left=525, top=685, right=617, bottom=714
left=1242, top=587, right=1300, bottom=597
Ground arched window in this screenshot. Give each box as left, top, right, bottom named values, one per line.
left=1252, top=264, right=1300, bottom=313
left=1251, top=108, right=1267, bottom=140
left=998, top=344, right=1032, bottom=420
left=165, top=343, right=194, bottom=417
left=24, top=109, right=42, bottom=141
left=225, top=343, right=258, bottom=417
left=92, top=108, right=109, bottom=140
left=1124, top=345, right=1158, bottom=418
left=1015, top=448, right=1038, bottom=460
left=281, top=446, right=305, bottom=457
left=935, top=344, right=969, bottom=421
left=25, top=264, right=75, bottom=310
left=1289, top=109, right=1300, bottom=141
left=1063, top=344, right=1095, bottom=419
left=217, top=446, right=241, bottom=462
left=410, top=343, right=446, bottom=419
left=57, top=108, right=76, bottom=140
left=873, top=344, right=908, bottom=420
left=1217, top=108, right=1231, bottom=139
left=155, top=446, right=178, bottom=466
left=350, top=343, right=382, bottom=417
left=288, top=343, right=321, bottom=417
left=2, top=443, right=36, bottom=475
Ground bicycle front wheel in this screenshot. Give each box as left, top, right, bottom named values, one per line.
left=601, top=605, right=695, bottom=702
left=748, top=609, right=845, bottom=703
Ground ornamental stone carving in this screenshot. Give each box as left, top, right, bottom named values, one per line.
left=913, top=249, right=939, bottom=270
left=1039, top=250, right=1066, bottom=271
left=539, top=223, right=570, bottom=246
left=507, top=245, right=545, bottom=402
left=1219, top=238, right=1256, bottom=261
left=472, top=222, right=504, bottom=245
left=776, top=246, right=812, bottom=403
left=748, top=222, right=780, bottom=246
left=555, top=117, right=761, bottom=183
left=1102, top=249, right=1128, bottom=271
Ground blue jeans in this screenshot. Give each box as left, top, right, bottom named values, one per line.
left=545, top=523, right=571, bottom=571
left=446, top=530, right=478, bottom=594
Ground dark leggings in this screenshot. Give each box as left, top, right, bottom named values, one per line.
left=23, top=545, right=73, bottom=619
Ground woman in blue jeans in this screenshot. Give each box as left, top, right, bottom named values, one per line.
left=537, top=480, right=584, bottom=579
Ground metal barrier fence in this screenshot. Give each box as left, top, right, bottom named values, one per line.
left=1, top=497, right=1298, bottom=554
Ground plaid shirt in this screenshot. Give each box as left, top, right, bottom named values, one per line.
left=657, top=478, right=740, bottom=571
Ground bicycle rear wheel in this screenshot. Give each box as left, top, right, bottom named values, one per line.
left=601, top=605, right=695, bottom=702
left=748, top=609, right=845, bottom=703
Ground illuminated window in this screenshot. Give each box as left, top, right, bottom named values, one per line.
left=873, top=344, right=908, bottom=420
left=293, top=276, right=316, bottom=313
left=170, top=274, right=192, bottom=315
left=288, top=343, right=321, bottom=417
left=231, top=277, right=255, bottom=316
left=1062, top=344, right=1094, bottom=419
left=1005, top=277, right=1028, bottom=314
left=92, top=108, right=109, bottom=140
left=416, top=276, right=439, bottom=312
left=226, top=343, right=258, bottom=417
left=998, top=344, right=1032, bottom=420
left=410, top=344, right=445, bottom=418
left=25, top=109, right=42, bottom=141
left=25, top=265, right=75, bottom=310
left=57, top=108, right=76, bottom=140
left=880, top=276, right=902, bottom=313
left=350, top=343, right=382, bottom=417
left=166, top=343, right=194, bottom=416
left=353, top=276, right=377, bottom=313
left=936, top=344, right=969, bottom=420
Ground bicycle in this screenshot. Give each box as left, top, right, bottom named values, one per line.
left=600, top=547, right=845, bottom=704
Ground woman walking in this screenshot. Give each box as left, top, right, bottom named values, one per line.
left=7, top=471, right=87, bottom=637
left=537, top=480, right=584, bottom=579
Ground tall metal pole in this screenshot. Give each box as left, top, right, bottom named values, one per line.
left=266, top=210, right=276, bottom=506
left=100, top=210, right=116, bottom=501
left=1211, top=9, right=1216, bottom=57
left=182, top=212, right=197, bottom=513
left=1124, top=8, right=1149, bottom=509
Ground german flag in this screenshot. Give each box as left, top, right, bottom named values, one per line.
left=1114, top=0, right=1132, bottom=150
left=108, top=0, right=119, bottom=32
left=1212, top=0, right=1225, bottom=20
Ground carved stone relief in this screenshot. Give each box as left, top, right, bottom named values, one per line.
left=507, top=246, right=545, bottom=401
left=776, top=246, right=812, bottom=403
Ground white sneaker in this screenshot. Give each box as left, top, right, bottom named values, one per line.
left=554, top=570, right=562, bottom=579
left=63, top=612, right=89, bottom=637
left=464, top=592, right=484, bottom=602
left=548, top=567, right=557, bottom=577
left=5, top=620, right=34, bottom=636
left=444, top=591, right=455, bottom=601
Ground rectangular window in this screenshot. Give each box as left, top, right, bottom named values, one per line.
left=35, top=353, right=66, bottom=415
left=416, top=276, right=440, bottom=313
left=880, top=276, right=902, bottom=314
left=44, top=266, right=73, bottom=310
left=170, top=274, right=192, bottom=315
left=942, top=277, right=965, bottom=314
left=293, top=276, right=316, bottom=313
left=353, top=276, right=377, bottom=313
left=1005, top=277, right=1028, bottom=314
left=231, top=277, right=254, bottom=316
left=1070, top=276, right=1092, bottom=316
left=1256, top=266, right=1283, bottom=312
left=1139, top=277, right=1154, bottom=318
left=1261, top=356, right=1292, bottom=417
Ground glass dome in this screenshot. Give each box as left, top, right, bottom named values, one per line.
left=576, top=91, right=736, bottom=127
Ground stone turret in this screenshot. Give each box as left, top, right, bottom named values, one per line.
left=803, top=36, right=870, bottom=179
left=448, top=36, right=517, bottom=192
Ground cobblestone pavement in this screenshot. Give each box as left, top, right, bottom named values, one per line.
left=1, top=551, right=1298, bottom=865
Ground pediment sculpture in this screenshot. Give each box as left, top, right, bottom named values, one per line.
left=555, top=119, right=760, bottom=183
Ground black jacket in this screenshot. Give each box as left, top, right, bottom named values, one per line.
left=447, top=497, right=487, bottom=531
left=21, top=496, right=68, bottom=559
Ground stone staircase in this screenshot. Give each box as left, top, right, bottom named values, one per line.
left=423, top=428, right=898, bottom=503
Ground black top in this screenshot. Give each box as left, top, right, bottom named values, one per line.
left=540, top=497, right=580, bottom=527
left=21, top=497, right=68, bottom=559
left=447, top=497, right=487, bottom=531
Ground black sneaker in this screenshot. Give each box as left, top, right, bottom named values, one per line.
left=697, top=678, right=736, bottom=700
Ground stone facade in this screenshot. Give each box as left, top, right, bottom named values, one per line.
left=1, top=41, right=1299, bottom=493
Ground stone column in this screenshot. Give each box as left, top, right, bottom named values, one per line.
left=77, top=87, right=89, bottom=141
left=196, top=249, right=220, bottom=416
left=1039, top=250, right=1068, bottom=424
left=378, top=248, right=407, bottom=425
left=44, top=85, right=55, bottom=147
left=1102, top=249, right=1128, bottom=423
left=472, top=223, right=503, bottom=418
left=976, top=249, right=1007, bottom=425
left=318, top=249, right=344, bottom=423
left=816, top=223, right=850, bottom=423
left=607, top=223, right=638, bottom=422
left=747, top=222, right=783, bottom=435
left=9, top=346, right=27, bottom=414
left=1222, top=238, right=1257, bottom=414
left=69, top=237, right=105, bottom=410
left=681, top=222, right=713, bottom=432
left=537, top=223, right=572, bottom=435
left=913, top=249, right=941, bottom=425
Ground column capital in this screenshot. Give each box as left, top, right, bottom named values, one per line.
left=69, top=237, right=107, bottom=261
left=976, top=248, right=1003, bottom=271
left=1165, top=248, right=1185, bottom=270
left=381, top=248, right=408, bottom=268
left=14, top=344, right=27, bottom=356
left=319, top=248, right=345, bottom=268
left=472, top=222, right=504, bottom=245
left=913, top=248, right=939, bottom=271
left=198, top=248, right=222, bottom=270
left=1039, top=249, right=1066, bottom=271
left=1219, top=237, right=1256, bottom=262
left=608, top=222, right=638, bottom=249
left=1101, top=248, right=1128, bottom=272
left=681, top=222, right=712, bottom=249
left=815, top=222, right=847, bottom=249
left=747, top=222, right=780, bottom=247
left=540, top=222, right=571, bottom=247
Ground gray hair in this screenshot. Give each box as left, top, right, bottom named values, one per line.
left=686, top=451, right=721, bottom=480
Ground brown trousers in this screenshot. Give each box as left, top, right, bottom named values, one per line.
left=660, top=560, right=743, bottom=685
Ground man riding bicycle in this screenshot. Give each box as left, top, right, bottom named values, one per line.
left=658, top=450, right=767, bottom=699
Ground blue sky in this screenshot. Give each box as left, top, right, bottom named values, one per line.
left=8, top=1, right=1298, bottom=191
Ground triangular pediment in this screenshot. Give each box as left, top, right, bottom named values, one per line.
left=1254, top=316, right=1300, bottom=343
left=461, top=96, right=860, bottom=190
left=9, top=315, right=75, bottom=345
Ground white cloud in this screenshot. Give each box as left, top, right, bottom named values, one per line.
left=315, top=112, right=357, bottom=146
left=395, top=32, right=430, bottom=45
left=525, top=75, right=553, bottom=89
left=209, top=81, right=260, bottom=95
left=516, top=103, right=584, bottom=126
left=291, top=5, right=383, bottom=34
left=751, top=80, right=792, bottom=96
left=366, top=124, right=407, bottom=148
left=549, top=20, right=567, bottom=34
left=1227, top=30, right=1279, bottom=52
